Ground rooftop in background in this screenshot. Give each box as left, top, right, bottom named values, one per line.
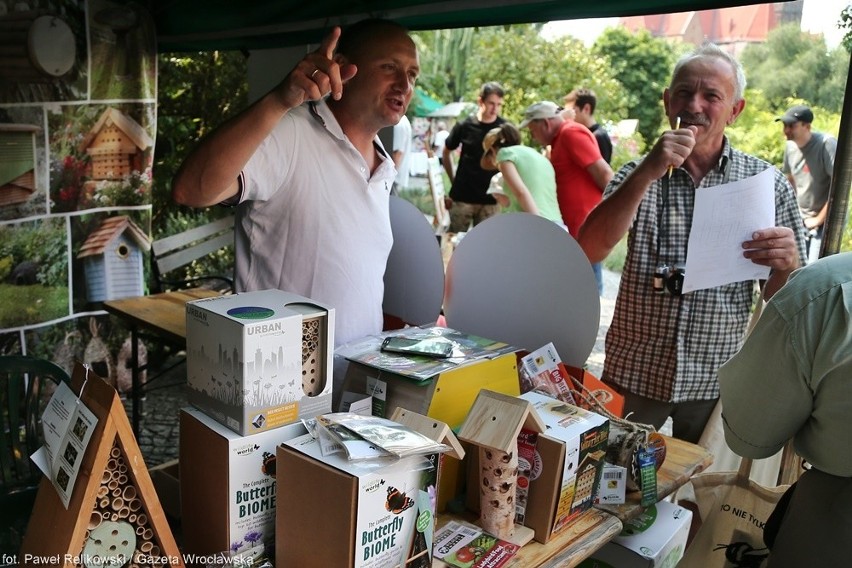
left=543, top=0, right=845, bottom=50
left=621, top=1, right=803, bottom=55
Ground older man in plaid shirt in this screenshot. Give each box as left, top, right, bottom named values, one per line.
left=578, top=44, right=806, bottom=443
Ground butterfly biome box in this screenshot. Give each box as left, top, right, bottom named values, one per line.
left=179, top=407, right=307, bottom=561
left=19, top=363, right=183, bottom=568
left=277, top=433, right=438, bottom=568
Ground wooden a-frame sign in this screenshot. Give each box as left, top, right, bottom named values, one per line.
left=20, top=362, right=184, bottom=567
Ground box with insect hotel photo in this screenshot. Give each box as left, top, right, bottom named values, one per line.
left=185, top=289, right=334, bottom=435
left=277, top=432, right=439, bottom=568
left=519, top=391, right=609, bottom=543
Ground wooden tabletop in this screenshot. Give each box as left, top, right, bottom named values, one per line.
left=434, top=435, right=712, bottom=567
left=597, top=435, right=714, bottom=522
left=434, top=508, right=622, bottom=568
left=103, top=288, right=220, bottom=345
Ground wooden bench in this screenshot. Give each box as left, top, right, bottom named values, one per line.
left=104, top=214, right=236, bottom=435
left=151, top=214, right=235, bottom=293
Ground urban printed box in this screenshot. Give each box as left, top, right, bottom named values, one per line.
left=186, top=289, right=334, bottom=435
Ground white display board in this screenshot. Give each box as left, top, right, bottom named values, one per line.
left=444, top=213, right=600, bottom=367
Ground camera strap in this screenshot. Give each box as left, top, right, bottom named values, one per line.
left=655, top=175, right=674, bottom=268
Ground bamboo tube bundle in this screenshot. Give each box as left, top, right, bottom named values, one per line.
left=301, top=315, right=326, bottom=396
left=85, top=440, right=170, bottom=567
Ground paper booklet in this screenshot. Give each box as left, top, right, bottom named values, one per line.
left=433, top=520, right=520, bottom=568
left=313, top=413, right=449, bottom=461
left=31, top=380, right=99, bottom=508
left=340, top=325, right=517, bottom=382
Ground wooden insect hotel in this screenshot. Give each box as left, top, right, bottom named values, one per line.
left=77, top=215, right=151, bottom=302
left=20, top=363, right=184, bottom=568
left=78, top=107, right=153, bottom=182
left=390, top=407, right=465, bottom=508
left=458, top=389, right=545, bottom=543
left=0, top=123, right=40, bottom=208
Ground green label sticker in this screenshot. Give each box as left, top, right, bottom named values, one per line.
left=227, top=306, right=274, bottom=319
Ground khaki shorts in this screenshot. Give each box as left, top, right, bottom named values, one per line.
left=448, top=202, right=501, bottom=233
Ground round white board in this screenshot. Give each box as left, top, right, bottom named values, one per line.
left=29, top=16, right=76, bottom=77
left=383, top=195, right=445, bottom=326
left=444, top=212, right=600, bottom=366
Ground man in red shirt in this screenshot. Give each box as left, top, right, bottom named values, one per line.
left=522, top=101, right=613, bottom=293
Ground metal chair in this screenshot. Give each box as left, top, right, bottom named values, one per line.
left=0, top=355, right=71, bottom=554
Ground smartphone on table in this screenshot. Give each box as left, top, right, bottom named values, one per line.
left=380, top=336, right=454, bottom=359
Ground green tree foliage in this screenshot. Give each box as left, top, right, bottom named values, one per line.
left=740, top=24, right=849, bottom=114
left=726, top=88, right=787, bottom=166
left=843, top=5, right=852, bottom=53
left=460, top=25, right=628, bottom=134
left=411, top=28, right=476, bottom=102
left=591, top=27, right=679, bottom=146
left=153, top=51, right=248, bottom=236
left=0, top=219, right=67, bottom=288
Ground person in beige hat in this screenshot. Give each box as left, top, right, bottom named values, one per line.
left=521, top=100, right=613, bottom=294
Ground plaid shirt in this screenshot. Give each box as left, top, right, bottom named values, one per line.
left=603, top=139, right=807, bottom=402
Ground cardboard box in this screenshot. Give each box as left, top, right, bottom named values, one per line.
left=186, top=289, right=334, bottom=435
left=340, top=328, right=520, bottom=512
left=519, top=391, right=609, bottom=543
left=340, top=327, right=519, bottom=432
left=565, top=365, right=624, bottom=418
left=179, top=407, right=307, bottom=560
left=277, top=433, right=438, bottom=568
left=583, top=500, right=692, bottom=568
left=149, top=459, right=180, bottom=520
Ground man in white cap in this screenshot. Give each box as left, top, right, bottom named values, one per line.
left=522, top=100, right=613, bottom=294
left=776, top=104, right=837, bottom=263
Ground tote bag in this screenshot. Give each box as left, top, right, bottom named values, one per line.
left=678, top=458, right=788, bottom=568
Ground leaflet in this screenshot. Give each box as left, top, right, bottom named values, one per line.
left=31, top=381, right=98, bottom=508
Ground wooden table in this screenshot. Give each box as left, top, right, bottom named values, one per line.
left=597, top=435, right=714, bottom=522
left=103, top=288, right=220, bottom=434
left=435, top=435, right=712, bottom=567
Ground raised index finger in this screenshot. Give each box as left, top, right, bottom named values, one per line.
left=318, top=26, right=341, bottom=60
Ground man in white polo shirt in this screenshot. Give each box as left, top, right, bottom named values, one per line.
left=172, top=19, right=420, bottom=347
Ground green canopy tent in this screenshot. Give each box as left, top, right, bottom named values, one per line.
left=410, top=88, right=444, bottom=117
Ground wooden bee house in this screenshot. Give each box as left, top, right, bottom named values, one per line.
left=458, top=389, right=544, bottom=543
left=390, top=407, right=465, bottom=512
left=0, top=123, right=39, bottom=208
left=77, top=215, right=151, bottom=303
left=20, top=362, right=183, bottom=568
left=78, top=107, right=153, bottom=181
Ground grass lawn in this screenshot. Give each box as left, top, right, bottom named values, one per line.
left=0, top=284, right=69, bottom=328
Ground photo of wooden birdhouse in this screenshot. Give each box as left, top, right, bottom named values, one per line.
left=77, top=215, right=150, bottom=302
left=78, top=106, right=153, bottom=183
left=0, top=123, right=40, bottom=208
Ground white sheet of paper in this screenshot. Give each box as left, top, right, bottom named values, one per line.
left=30, top=380, right=98, bottom=508
left=682, top=168, right=775, bottom=293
